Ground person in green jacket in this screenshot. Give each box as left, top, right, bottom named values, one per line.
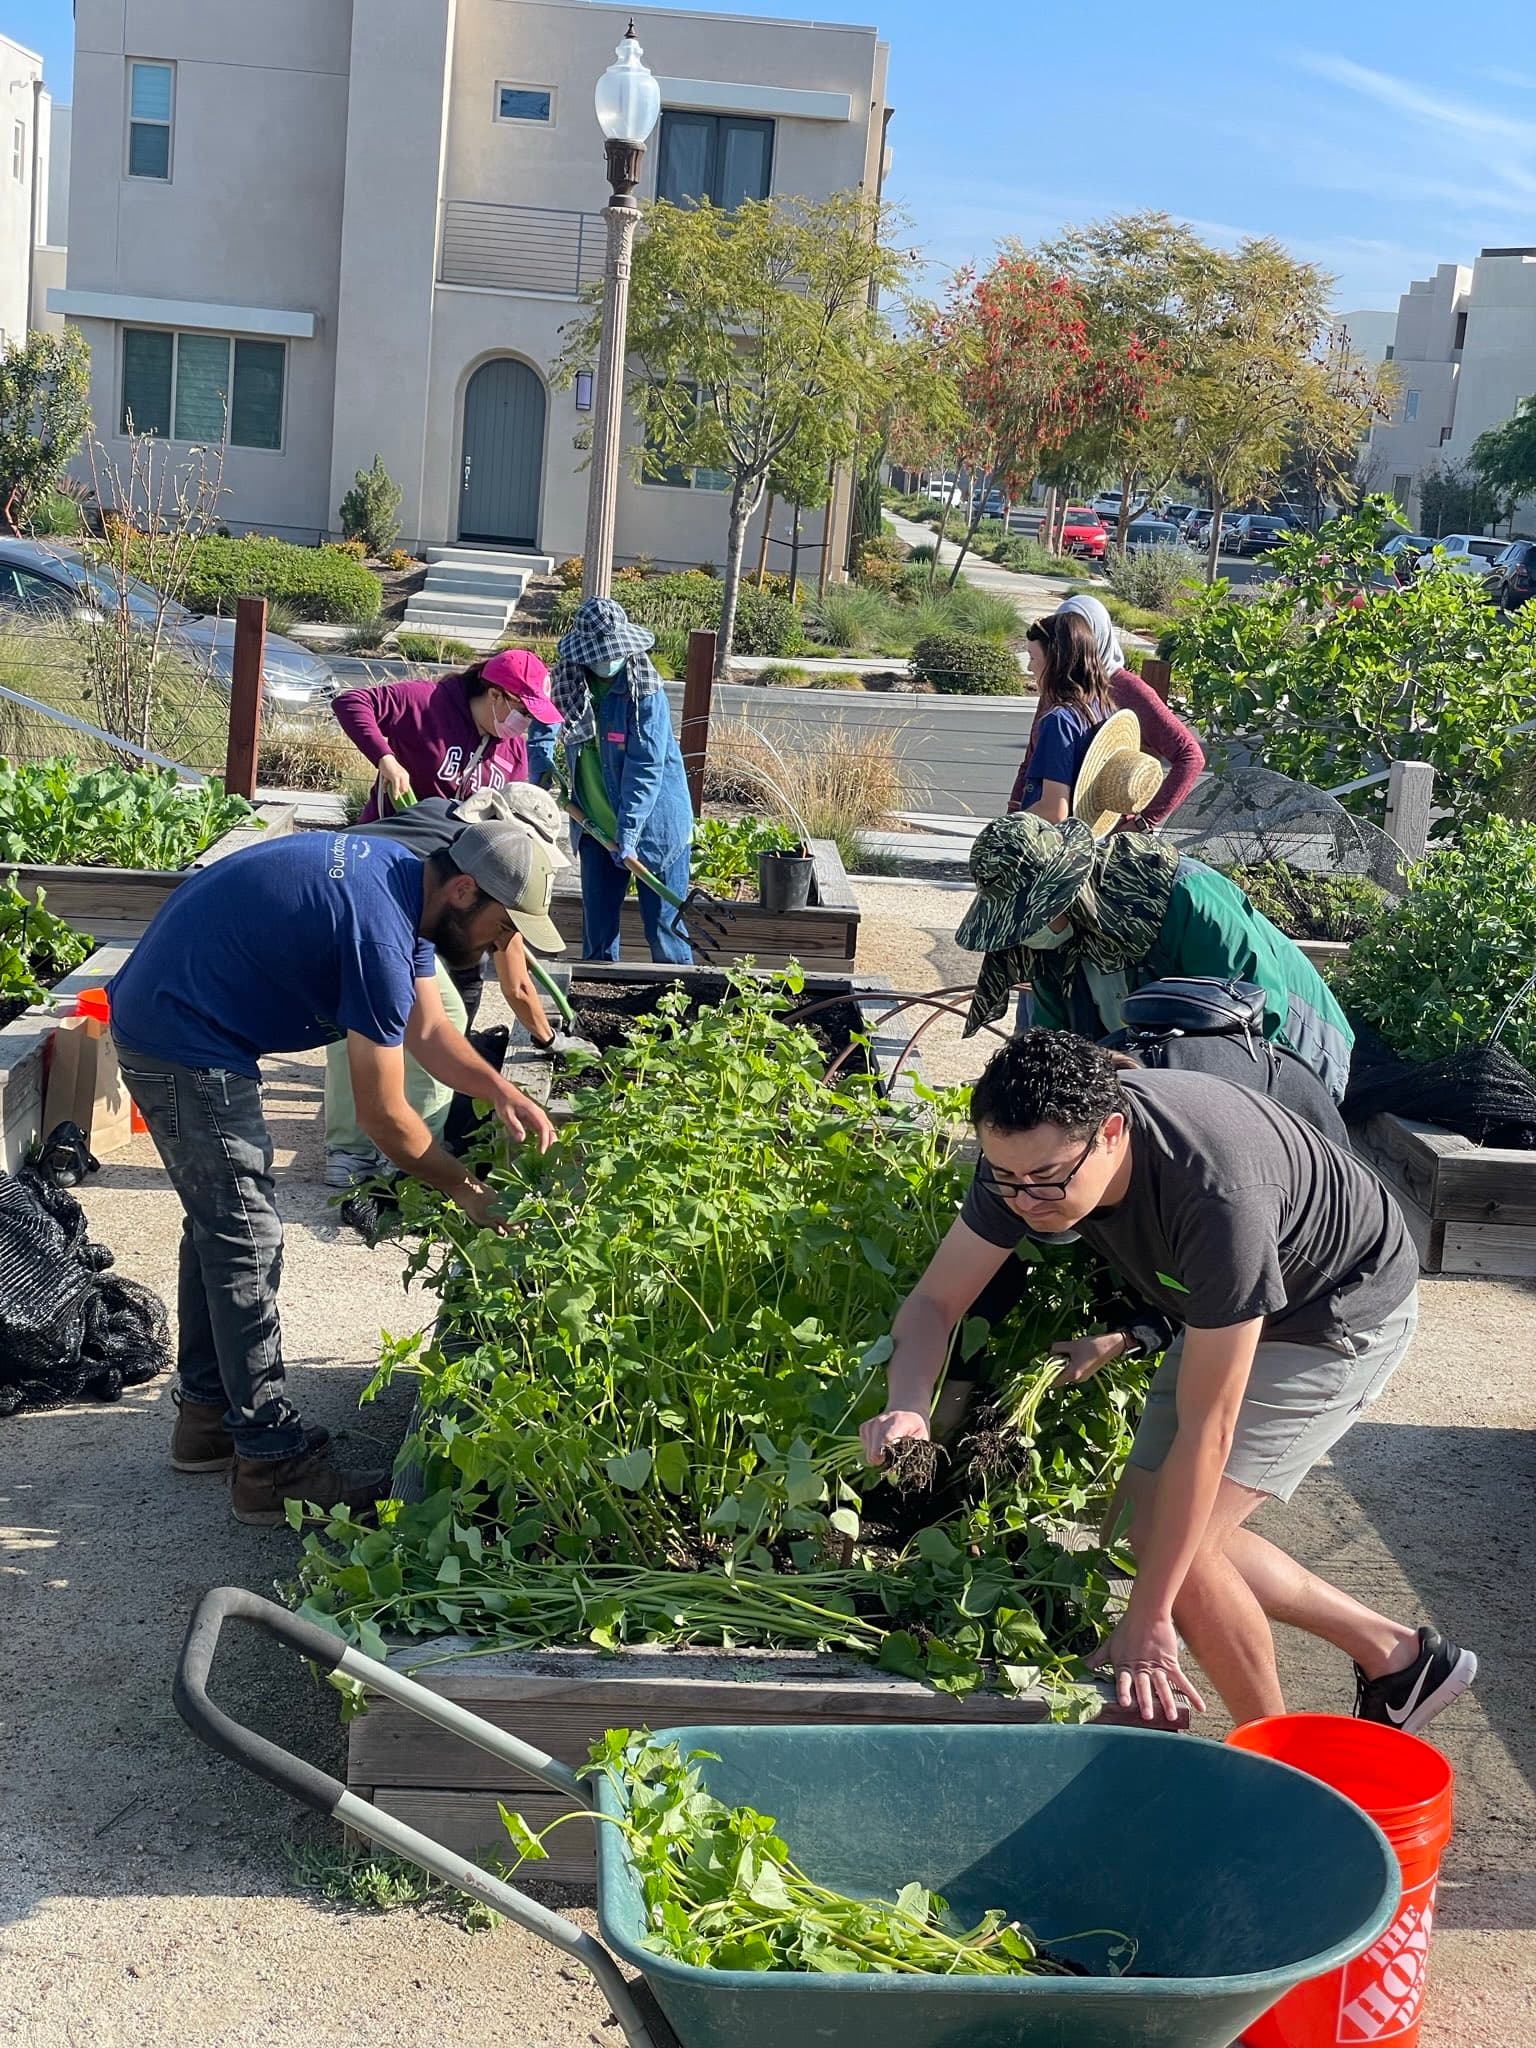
left=956, top=813, right=1354, bottom=1100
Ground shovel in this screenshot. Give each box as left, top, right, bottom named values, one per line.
left=565, top=805, right=735, bottom=959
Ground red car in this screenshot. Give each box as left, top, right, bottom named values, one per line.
left=1060, top=508, right=1108, bottom=559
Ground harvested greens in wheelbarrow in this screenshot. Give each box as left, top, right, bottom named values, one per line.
left=293, top=974, right=1145, bottom=1712
left=507, top=1730, right=1136, bottom=1979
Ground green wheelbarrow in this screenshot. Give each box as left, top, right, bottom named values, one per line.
left=175, top=1589, right=1400, bottom=2048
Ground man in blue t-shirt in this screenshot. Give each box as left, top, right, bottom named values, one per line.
left=110, top=819, right=561, bottom=1525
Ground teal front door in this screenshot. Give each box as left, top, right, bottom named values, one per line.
left=460, top=357, right=545, bottom=544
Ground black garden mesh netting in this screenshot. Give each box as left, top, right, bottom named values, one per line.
left=1342, top=1020, right=1536, bottom=1151
left=0, top=1159, right=169, bottom=1418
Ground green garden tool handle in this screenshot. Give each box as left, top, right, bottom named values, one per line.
left=565, top=802, right=689, bottom=912
left=528, top=952, right=576, bottom=1027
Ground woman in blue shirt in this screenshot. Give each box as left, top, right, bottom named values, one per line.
left=1008, top=608, right=1115, bottom=820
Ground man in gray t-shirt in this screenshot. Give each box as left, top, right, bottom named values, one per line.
left=861, top=1030, right=1475, bottom=1736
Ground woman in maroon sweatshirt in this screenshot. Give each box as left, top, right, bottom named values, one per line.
left=1008, top=594, right=1205, bottom=828
left=332, top=648, right=561, bottom=822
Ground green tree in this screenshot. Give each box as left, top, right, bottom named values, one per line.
left=1418, top=460, right=1507, bottom=539
left=1469, top=398, right=1536, bottom=519
left=0, top=328, right=92, bottom=533
left=338, top=454, right=402, bottom=556
left=560, top=191, right=911, bottom=683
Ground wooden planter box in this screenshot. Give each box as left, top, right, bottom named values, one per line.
left=348, top=1645, right=1160, bottom=1874
left=0, top=941, right=134, bottom=1172
left=5, top=800, right=297, bottom=942
left=1352, top=1112, right=1536, bottom=1277
left=550, top=836, right=859, bottom=970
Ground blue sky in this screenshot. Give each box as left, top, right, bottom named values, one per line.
left=10, top=0, right=1536, bottom=315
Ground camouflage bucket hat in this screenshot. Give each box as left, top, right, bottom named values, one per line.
left=955, top=814, right=1096, bottom=955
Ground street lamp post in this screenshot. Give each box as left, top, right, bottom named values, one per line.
left=581, top=22, right=661, bottom=601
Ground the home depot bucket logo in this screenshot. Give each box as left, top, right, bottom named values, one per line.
left=1337, top=1878, right=1437, bottom=2041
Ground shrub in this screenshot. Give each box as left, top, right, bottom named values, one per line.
left=328, top=537, right=369, bottom=563
left=1104, top=542, right=1203, bottom=611
left=1340, top=817, right=1536, bottom=1070
left=494, top=634, right=560, bottom=668
left=994, top=536, right=1076, bottom=575
left=24, top=489, right=83, bottom=538
left=551, top=572, right=802, bottom=658
left=259, top=718, right=375, bottom=812
left=756, top=665, right=816, bottom=688
left=555, top=556, right=585, bottom=589
left=734, top=587, right=802, bottom=657
left=386, top=549, right=417, bottom=574
left=338, top=455, right=402, bottom=557
left=911, top=632, right=1026, bottom=695
left=805, top=583, right=890, bottom=650
left=343, top=615, right=391, bottom=654
left=263, top=598, right=302, bottom=638
left=649, top=627, right=688, bottom=677
left=944, top=584, right=1023, bottom=641
left=1166, top=496, right=1536, bottom=812
left=395, top=630, right=478, bottom=665
left=141, top=535, right=383, bottom=623
left=1224, top=862, right=1388, bottom=943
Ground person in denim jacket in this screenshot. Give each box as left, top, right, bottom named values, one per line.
left=549, top=596, right=695, bottom=964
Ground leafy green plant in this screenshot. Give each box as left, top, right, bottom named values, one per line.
left=124, top=535, right=383, bottom=623
left=395, top=631, right=479, bottom=666
left=992, top=536, right=1077, bottom=575
left=1165, top=497, right=1536, bottom=811
left=500, top=1731, right=1132, bottom=1977
left=1340, top=817, right=1536, bottom=1069
left=0, top=758, right=256, bottom=870
left=293, top=979, right=1137, bottom=1710
left=338, top=455, right=403, bottom=557
left=0, top=328, right=92, bottom=531
left=1224, top=862, right=1388, bottom=943
left=551, top=573, right=803, bottom=657
left=0, top=877, right=93, bottom=1024
left=911, top=632, right=1026, bottom=695
left=692, top=815, right=798, bottom=894
left=1103, top=542, right=1202, bottom=611
left=805, top=584, right=890, bottom=650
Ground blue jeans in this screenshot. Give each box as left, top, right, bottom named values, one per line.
left=115, top=1044, right=307, bottom=1461
left=578, top=837, right=693, bottom=965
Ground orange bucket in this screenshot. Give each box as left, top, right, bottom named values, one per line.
left=1228, top=1714, right=1453, bottom=2047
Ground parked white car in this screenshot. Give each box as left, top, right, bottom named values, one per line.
left=1415, top=534, right=1504, bottom=577
left=923, top=479, right=964, bottom=506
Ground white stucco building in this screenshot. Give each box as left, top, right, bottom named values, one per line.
left=53, top=0, right=891, bottom=570
left=1, top=31, right=67, bottom=347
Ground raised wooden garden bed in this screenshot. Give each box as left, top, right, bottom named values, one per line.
left=348, top=1645, right=1162, bottom=1873
left=1352, top=1112, right=1536, bottom=1277
left=549, top=836, right=859, bottom=970
left=0, top=940, right=133, bottom=1172
left=5, top=799, right=297, bottom=942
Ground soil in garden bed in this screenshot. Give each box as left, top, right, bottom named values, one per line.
left=564, top=975, right=877, bottom=1079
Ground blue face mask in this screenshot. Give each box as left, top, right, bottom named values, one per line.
left=588, top=656, right=626, bottom=679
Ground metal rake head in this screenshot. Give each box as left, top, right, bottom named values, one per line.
left=667, top=885, right=737, bottom=959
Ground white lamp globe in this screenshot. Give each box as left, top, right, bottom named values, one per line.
left=594, top=22, right=661, bottom=147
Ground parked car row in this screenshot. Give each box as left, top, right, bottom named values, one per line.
left=0, top=538, right=339, bottom=712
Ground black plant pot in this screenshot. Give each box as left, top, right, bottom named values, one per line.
left=758, top=846, right=815, bottom=913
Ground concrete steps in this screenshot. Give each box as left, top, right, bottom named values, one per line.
left=401, top=545, right=554, bottom=650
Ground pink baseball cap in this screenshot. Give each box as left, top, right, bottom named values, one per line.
left=480, top=648, right=562, bottom=725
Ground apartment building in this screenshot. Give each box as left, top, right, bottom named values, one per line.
left=1, top=31, right=66, bottom=347
left=1365, top=263, right=1470, bottom=524
left=54, top=0, right=891, bottom=570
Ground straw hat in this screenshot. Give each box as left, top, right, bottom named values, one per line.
left=1072, top=710, right=1165, bottom=839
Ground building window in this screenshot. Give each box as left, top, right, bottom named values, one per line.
left=128, top=61, right=174, bottom=180
left=1454, top=309, right=1468, bottom=351
left=121, top=328, right=286, bottom=449
left=641, top=386, right=729, bottom=491
left=656, top=111, right=773, bottom=209
left=1403, top=390, right=1420, bottom=422
left=1393, top=475, right=1413, bottom=505
left=496, top=83, right=554, bottom=124
left=11, top=121, right=23, bottom=182
left=1384, top=344, right=1394, bottom=361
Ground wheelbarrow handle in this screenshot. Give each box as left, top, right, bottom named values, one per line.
left=173, top=1589, right=661, bottom=2048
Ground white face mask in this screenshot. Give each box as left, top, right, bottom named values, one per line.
left=588, top=656, right=626, bottom=679
left=1024, top=917, right=1073, bottom=951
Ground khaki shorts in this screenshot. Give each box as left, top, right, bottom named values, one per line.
left=1126, top=1292, right=1418, bottom=1503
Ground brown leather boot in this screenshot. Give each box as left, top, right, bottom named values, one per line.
left=230, top=1448, right=388, bottom=1527
left=171, top=1395, right=330, bottom=1474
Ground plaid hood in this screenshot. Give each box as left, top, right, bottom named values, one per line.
left=551, top=597, right=662, bottom=745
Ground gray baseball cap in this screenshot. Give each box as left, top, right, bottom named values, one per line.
left=448, top=819, right=566, bottom=955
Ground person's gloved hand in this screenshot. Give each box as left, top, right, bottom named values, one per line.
left=544, top=1027, right=601, bottom=1059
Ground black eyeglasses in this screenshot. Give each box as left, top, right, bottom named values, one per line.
left=989, top=1131, right=1099, bottom=1205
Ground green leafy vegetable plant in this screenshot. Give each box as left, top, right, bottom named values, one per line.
left=0, top=757, right=256, bottom=870
left=0, top=876, right=93, bottom=1021
left=499, top=1731, right=1135, bottom=1978
left=691, top=815, right=798, bottom=896
left=293, top=977, right=1141, bottom=1710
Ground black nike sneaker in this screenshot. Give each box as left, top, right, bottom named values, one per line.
left=1354, top=1628, right=1477, bottom=1735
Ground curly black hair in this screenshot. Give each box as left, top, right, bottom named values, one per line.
left=970, top=1028, right=1130, bottom=1138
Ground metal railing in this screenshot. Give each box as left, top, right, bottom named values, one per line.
left=439, top=199, right=606, bottom=298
